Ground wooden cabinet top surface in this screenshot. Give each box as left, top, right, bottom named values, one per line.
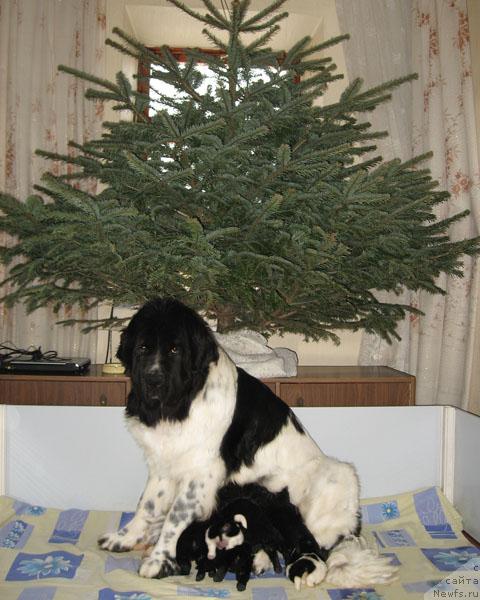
left=0, top=365, right=414, bottom=406
left=0, top=364, right=413, bottom=383
left=264, top=365, right=412, bottom=382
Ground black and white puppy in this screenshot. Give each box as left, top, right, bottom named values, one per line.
left=205, top=484, right=325, bottom=590
left=178, top=482, right=330, bottom=590
left=205, top=508, right=281, bottom=592
left=176, top=483, right=282, bottom=589
left=205, top=495, right=283, bottom=578
left=98, top=298, right=396, bottom=586
left=176, top=513, right=267, bottom=591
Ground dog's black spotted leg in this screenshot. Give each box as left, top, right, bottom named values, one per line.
left=155, top=553, right=181, bottom=579
left=98, top=475, right=174, bottom=552
left=140, top=476, right=221, bottom=579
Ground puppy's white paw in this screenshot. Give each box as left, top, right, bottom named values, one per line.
left=287, top=554, right=327, bottom=589
left=253, top=550, right=273, bottom=575
left=305, top=561, right=328, bottom=587
left=139, top=554, right=179, bottom=579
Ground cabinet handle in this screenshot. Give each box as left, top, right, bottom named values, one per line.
left=296, top=396, right=305, bottom=407
left=99, top=394, right=107, bottom=406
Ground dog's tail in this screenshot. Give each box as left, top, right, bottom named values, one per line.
left=325, top=535, right=398, bottom=586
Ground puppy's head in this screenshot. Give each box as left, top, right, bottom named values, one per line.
left=205, top=514, right=248, bottom=559
left=118, top=297, right=219, bottom=425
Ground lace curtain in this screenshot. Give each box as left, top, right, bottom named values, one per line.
left=336, top=0, right=480, bottom=413
left=0, top=0, right=106, bottom=360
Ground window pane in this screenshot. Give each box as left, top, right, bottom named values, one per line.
left=148, top=59, right=285, bottom=116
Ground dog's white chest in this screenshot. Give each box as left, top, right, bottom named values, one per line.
left=127, top=349, right=237, bottom=481
left=128, top=411, right=217, bottom=480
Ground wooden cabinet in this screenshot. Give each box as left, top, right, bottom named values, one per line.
left=266, top=366, right=415, bottom=407
left=0, top=366, right=130, bottom=407
left=0, top=365, right=414, bottom=407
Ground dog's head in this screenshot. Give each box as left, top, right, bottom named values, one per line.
left=118, top=297, right=219, bottom=425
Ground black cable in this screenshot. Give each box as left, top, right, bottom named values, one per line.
left=0, top=342, right=70, bottom=362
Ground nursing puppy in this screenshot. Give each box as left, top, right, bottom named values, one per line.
left=98, top=298, right=396, bottom=586
left=205, top=483, right=327, bottom=590
left=176, top=483, right=284, bottom=589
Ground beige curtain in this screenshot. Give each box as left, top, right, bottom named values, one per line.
left=0, top=0, right=107, bottom=360
left=337, top=0, right=480, bottom=413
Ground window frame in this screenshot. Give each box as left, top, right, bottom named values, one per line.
left=137, top=47, right=226, bottom=119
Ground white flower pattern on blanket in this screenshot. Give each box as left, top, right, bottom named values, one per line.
left=17, top=555, right=73, bottom=578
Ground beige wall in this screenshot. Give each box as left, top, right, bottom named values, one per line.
left=469, top=0, right=480, bottom=121
left=105, top=0, right=137, bottom=123
left=466, top=0, right=480, bottom=412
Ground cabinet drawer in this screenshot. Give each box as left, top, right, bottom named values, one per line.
left=279, top=381, right=413, bottom=407
left=0, top=380, right=127, bottom=406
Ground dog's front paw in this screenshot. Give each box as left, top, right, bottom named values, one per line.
left=139, top=554, right=180, bottom=579
left=98, top=531, right=136, bottom=553
left=287, top=554, right=327, bottom=590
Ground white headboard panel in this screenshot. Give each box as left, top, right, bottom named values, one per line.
left=453, top=408, right=480, bottom=540
left=5, top=406, right=147, bottom=511
left=3, top=405, right=443, bottom=510
left=294, top=406, right=442, bottom=499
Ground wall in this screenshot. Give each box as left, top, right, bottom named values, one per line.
left=105, top=0, right=138, bottom=122
left=466, top=0, right=480, bottom=413
left=96, top=1, right=138, bottom=363
left=99, top=0, right=362, bottom=366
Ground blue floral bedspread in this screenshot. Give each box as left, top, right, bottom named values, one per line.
left=0, top=487, right=479, bottom=599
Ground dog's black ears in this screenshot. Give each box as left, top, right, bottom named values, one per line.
left=191, top=326, right=219, bottom=375
left=116, top=327, right=134, bottom=371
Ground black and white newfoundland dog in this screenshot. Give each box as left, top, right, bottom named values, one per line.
left=98, top=298, right=397, bottom=587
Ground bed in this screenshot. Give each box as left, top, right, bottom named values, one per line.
left=1, top=405, right=479, bottom=599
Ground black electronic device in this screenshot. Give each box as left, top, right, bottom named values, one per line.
left=0, top=356, right=91, bottom=375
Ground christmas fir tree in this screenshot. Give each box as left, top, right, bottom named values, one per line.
left=0, top=0, right=478, bottom=343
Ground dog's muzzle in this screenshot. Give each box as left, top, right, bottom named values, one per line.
left=141, top=372, right=165, bottom=403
